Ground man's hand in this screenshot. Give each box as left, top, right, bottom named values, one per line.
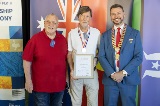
left=111, top=71, right=124, bottom=83
left=25, top=80, right=33, bottom=93
left=70, top=70, right=78, bottom=80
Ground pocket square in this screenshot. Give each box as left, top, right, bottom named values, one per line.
left=129, top=39, right=133, bottom=43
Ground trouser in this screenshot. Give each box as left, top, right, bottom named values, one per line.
left=69, top=70, right=99, bottom=106
left=33, top=90, right=64, bottom=106
left=104, top=83, right=137, bottom=106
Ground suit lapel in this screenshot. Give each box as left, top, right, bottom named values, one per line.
left=108, top=29, right=115, bottom=55
left=108, top=29, right=116, bottom=68
left=120, top=25, right=132, bottom=52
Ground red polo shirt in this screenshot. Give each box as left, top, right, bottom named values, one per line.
left=23, top=30, right=68, bottom=92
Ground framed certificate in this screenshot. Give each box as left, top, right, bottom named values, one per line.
left=73, top=54, right=94, bottom=78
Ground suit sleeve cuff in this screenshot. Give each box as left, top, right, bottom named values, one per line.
left=111, top=72, right=116, bottom=76
left=122, top=70, right=128, bottom=76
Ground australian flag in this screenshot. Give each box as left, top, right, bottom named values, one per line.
left=30, top=0, right=80, bottom=37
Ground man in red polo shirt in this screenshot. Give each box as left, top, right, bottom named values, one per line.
left=23, top=13, right=68, bottom=106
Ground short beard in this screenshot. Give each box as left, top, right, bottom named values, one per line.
left=113, top=18, right=124, bottom=26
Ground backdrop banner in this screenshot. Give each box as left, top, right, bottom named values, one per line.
left=0, top=0, right=24, bottom=106
left=140, top=0, right=160, bottom=106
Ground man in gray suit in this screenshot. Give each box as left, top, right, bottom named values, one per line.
left=98, top=4, right=143, bottom=106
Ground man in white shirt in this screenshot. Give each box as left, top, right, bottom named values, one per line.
left=67, top=6, right=100, bottom=106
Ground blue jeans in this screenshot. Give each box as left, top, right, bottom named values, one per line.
left=33, top=90, right=64, bottom=106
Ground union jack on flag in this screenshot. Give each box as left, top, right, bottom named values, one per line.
left=34, top=0, right=81, bottom=38
left=33, top=0, right=107, bottom=38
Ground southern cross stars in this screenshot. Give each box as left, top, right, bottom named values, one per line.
left=37, top=16, right=44, bottom=31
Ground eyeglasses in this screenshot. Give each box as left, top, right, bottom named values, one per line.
left=50, top=40, right=55, bottom=47
left=45, top=20, right=58, bottom=25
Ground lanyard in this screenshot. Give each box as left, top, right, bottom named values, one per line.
left=78, top=28, right=90, bottom=48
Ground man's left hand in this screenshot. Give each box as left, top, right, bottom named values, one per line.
left=111, top=71, right=124, bottom=83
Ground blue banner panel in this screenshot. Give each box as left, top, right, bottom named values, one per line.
left=0, top=52, right=23, bottom=77
left=12, top=76, right=24, bottom=89
left=0, top=100, right=25, bottom=106
left=10, top=26, right=23, bottom=39
left=0, top=0, right=24, bottom=105
left=140, top=0, right=160, bottom=106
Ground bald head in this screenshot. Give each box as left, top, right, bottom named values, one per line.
left=45, top=13, right=59, bottom=22
left=44, top=13, right=59, bottom=35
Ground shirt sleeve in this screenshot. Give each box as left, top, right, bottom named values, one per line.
left=97, top=33, right=101, bottom=49
left=22, top=38, right=36, bottom=62
left=68, top=31, right=73, bottom=52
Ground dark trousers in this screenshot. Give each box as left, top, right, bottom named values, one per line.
left=33, top=90, right=64, bottom=106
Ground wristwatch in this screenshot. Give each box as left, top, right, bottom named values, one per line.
left=122, top=70, right=127, bottom=76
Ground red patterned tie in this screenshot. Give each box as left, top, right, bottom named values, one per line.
left=116, top=27, right=121, bottom=67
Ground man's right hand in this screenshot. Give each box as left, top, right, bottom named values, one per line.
left=25, top=80, right=33, bottom=93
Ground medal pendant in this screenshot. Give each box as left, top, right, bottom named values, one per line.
left=82, top=48, right=86, bottom=53
left=115, top=54, right=120, bottom=60
left=115, top=47, right=120, bottom=53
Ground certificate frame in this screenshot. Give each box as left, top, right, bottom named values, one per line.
left=73, top=54, right=94, bottom=78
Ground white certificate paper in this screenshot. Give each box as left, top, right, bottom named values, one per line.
left=74, top=54, right=94, bottom=78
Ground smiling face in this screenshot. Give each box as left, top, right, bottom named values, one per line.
left=44, top=14, right=59, bottom=35
left=110, top=7, right=125, bottom=27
